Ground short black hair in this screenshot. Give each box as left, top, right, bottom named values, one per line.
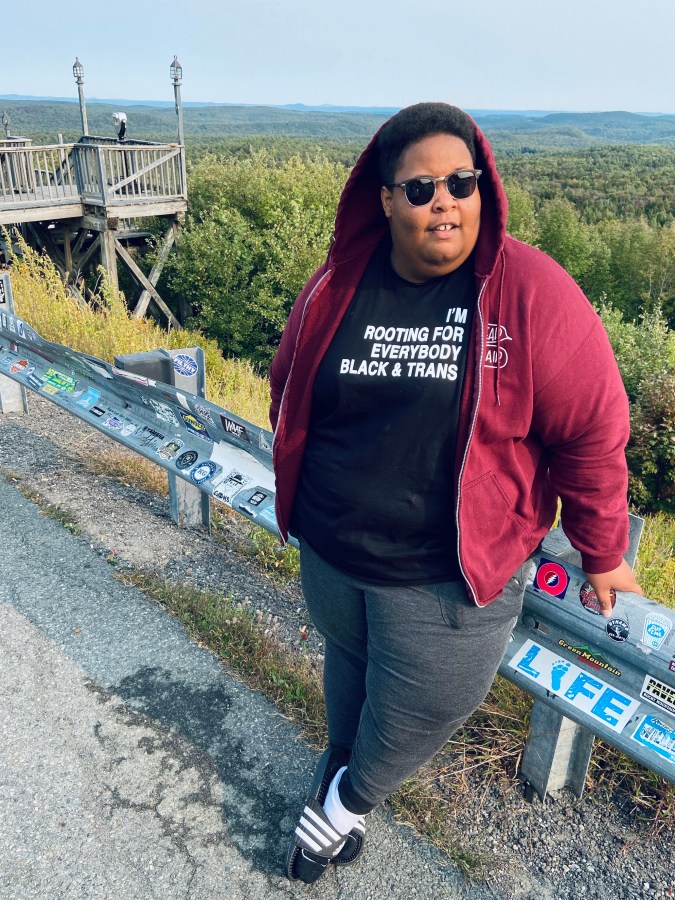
left=376, top=103, right=476, bottom=185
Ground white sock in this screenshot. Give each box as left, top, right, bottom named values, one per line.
left=322, top=766, right=363, bottom=835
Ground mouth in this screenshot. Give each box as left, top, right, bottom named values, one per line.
left=430, top=223, right=459, bottom=232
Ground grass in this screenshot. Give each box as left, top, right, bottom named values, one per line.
left=3, top=239, right=674, bottom=868
left=634, top=511, right=675, bottom=608
left=6, top=237, right=271, bottom=427
left=82, top=448, right=170, bottom=496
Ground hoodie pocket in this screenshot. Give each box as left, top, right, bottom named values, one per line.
left=463, top=470, right=531, bottom=542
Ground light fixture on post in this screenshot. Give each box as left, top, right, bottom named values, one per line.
left=170, top=56, right=184, bottom=147
left=72, top=57, right=89, bottom=136
left=170, top=56, right=186, bottom=195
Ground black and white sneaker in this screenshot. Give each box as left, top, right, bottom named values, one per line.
left=285, top=748, right=366, bottom=883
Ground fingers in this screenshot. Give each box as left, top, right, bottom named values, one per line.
left=584, top=559, right=644, bottom=619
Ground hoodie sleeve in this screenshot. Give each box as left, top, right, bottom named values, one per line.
left=531, top=314, right=630, bottom=574
left=269, top=264, right=328, bottom=431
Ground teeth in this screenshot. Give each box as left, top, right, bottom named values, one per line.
left=435, top=224, right=455, bottom=231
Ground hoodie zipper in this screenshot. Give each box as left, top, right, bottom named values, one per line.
left=455, top=277, right=488, bottom=605
left=272, top=266, right=335, bottom=546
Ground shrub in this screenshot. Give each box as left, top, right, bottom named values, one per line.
left=163, top=152, right=346, bottom=369
left=625, top=373, right=675, bottom=514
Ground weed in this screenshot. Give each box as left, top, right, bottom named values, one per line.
left=246, top=526, right=300, bottom=580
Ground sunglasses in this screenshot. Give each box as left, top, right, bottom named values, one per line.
left=387, top=169, right=482, bottom=207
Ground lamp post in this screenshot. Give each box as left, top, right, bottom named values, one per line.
left=170, top=56, right=184, bottom=146
left=73, top=58, right=89, bottom=136
left=170, top=56, right=187, bottom=197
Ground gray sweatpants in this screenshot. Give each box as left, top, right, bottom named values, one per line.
left=300, top=538, right=528, bottom=813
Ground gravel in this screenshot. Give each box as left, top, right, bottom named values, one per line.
left=0, top=394, right=673, bottom=900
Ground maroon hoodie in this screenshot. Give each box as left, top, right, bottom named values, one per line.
left=269, top=115, right=629, bottom=605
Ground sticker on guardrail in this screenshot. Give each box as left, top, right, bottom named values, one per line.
left=640, top=675, right=675, bottom=717
left=509, top=639, right=640, bottom=733
left=532, top=558, right=569, bottom=599
left=631, top=715, right=675, bottom=764
left=639, top=613, right=673, bottom=653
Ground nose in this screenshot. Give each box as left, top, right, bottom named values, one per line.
left=431, top=177, right=458, bottom=211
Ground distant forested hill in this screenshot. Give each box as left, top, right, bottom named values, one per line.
left=2, top=99, right=675, bottom=149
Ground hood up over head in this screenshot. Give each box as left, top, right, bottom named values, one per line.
left=327, top=106, right=509, bottom=283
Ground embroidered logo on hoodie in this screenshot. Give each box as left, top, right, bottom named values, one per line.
left=485, top=323, right=512, bottom=369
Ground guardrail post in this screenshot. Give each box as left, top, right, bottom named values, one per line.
left=0, top=274, right=28, bottom=414
left=113, top=345, right=210, bottom=531
left=517, top=515, right=645, bottom=800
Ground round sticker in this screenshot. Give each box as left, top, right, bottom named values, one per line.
left=579, top=582, right=616, bottom=615
left=176, top=450, right=199, bottom=470
left=606, top=618, right=629, bottom=642
left=190, top=460, right=217, bottom=484
left=534, top=560, right=569, bottom=598
left=173, top=354, right=198, bottom=377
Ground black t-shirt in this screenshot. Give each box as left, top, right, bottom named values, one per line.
left=294, top=240, right=476, bottom=584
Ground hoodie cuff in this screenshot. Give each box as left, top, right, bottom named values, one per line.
left=580, top=552, right=625, bottom=576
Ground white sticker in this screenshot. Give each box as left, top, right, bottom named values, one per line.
left=640, top=613, right=673, bottom=652
left=509, top=639, right=640, bottom=733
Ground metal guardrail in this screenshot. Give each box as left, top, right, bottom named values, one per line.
left=0, top=274, right=278, bottom=540
left=0, top=271, right=673, bottom=800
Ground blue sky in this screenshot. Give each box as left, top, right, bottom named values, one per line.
left=5, top=0, right=675, bottom=113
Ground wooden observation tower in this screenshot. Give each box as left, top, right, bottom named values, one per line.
left=0, top=58, right=188, bottom=328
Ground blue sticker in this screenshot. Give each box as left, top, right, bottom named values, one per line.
left=173, top=354, right=198, bottom=377
left=190, top=460, right=217, bottom=484
left=76, top=387, right=101, bottom=409
left=631, top=715, right=675, bottom=764
left=509, top=640, right=639, bottom=733
left=256, top=505, right=278, bottom=528
left=178, top=409, right=212, bottom=442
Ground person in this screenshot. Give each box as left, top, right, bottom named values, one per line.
left=269, top=102, right=642, bottom=884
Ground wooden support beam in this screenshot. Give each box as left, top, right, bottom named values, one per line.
left=27, top=222, right=67, bottom=275
left=99, top=230, right=119, bottom=293
left=26, top=222, right=87, bottom=308
left=62, top=228, right=73, bottom=274
left=113, top=237, right=180, bottom=329
left=71, top=227, right=89, bottom=259
left=132, top=223, right=176, bottom=319
left=74, top=233, right=101, bottom=272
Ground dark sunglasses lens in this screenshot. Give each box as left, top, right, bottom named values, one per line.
left=447, top=172, right=477, bottom=199
left=404, top=179, right=436, bottom=206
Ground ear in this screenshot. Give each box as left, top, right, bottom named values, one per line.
left=381, top=185, right=393, bottom=219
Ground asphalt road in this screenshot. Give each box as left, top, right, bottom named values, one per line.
left=0, top=475, right=496, bottom=900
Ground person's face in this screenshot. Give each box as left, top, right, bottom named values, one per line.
left=381, top=133, right=481, bottom=283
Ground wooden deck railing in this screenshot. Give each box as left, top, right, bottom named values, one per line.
left=0, top=141, right=186, bottom=213
left=0, top=144, right=78, bottom=207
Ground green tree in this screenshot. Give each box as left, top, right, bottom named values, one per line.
left=536, top=198, right=593, bottom=284
left=164, top=152, right=347, bottom=367
left=503, top=179, right=538, bottom=244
